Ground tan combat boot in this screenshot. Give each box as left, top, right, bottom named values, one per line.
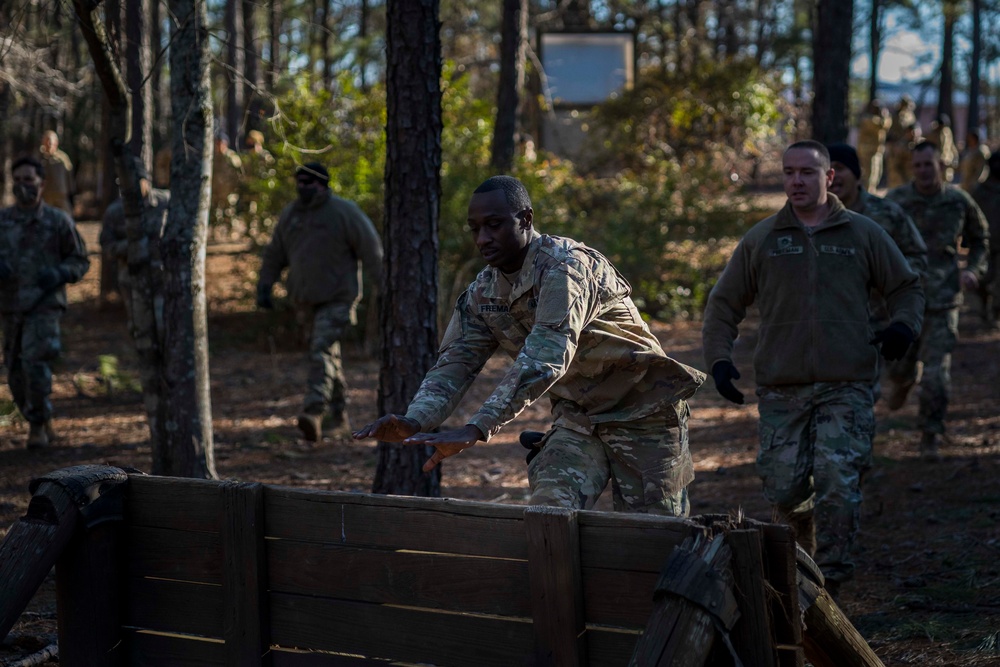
left=919, top=432, right=941, bottom=462
left=788, top=512, right=817, bottom=557
left=27, top=422, right=49, bottom=449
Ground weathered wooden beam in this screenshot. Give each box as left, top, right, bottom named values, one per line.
left=759, top=524, right=805, bottom=667
left=727, top=528, right=778, bottom=667
left=222, top=481, right=270, bottom=666
left=524, top=506, right=586, bottom=666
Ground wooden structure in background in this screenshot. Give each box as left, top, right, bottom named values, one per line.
left=0, top=466, right=882, bottom=666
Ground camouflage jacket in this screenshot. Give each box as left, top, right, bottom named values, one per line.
left=259, top=190, right=383, bottom=307
left=960, top=145, right=991, bottom=192
left=703, top=195, right=924, bottom=387
left=39, top=149, right=75, bottom=214
left=405, top=234, right=706, bottom=441
left=99, top=189, right=171, bottom=262
left=886, top=182, right=991, bottom=309
left=0, top=203, right=90, bottom=313
left=971, top=179, right=1000, bottom=252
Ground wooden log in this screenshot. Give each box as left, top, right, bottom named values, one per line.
left=797, top=559, right=885, bottom=667
left=727, top=529, right=777, bottom=667
left=222, top=481, right=270, bottom=667
left=524, top=506, right=587, bottom=666
left=628, top=530, right=740, bottom=667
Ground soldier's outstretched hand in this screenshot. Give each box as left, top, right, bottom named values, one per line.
left=403, top=425, right=485, bottom=472
left=353, top=414, right=421, bottom=442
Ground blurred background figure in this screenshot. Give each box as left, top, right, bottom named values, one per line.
left=886, top=96, right=921, bottom=189
left=971, top=151, right=1000, bottom=329
left=959, top=131, right=990, bottom=193
left=926, top=115, right=959, bottom=182
left=857, top=99, right=891, bottom=192
left=211, top=132, right=243, bottom=237
left=37, top=131, right=76, bottom=216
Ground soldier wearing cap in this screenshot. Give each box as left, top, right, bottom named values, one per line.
left=354, top=176, right=706, bottom=516
left=0, top=156, right=90, bottom=448
left=257, top=163, right=383, bottom=441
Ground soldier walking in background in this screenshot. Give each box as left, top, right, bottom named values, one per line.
left=257, top=163, right=383, bottom=442
left=886, top=96, right=920, bottom=190
left=355, top=176, right=705, bottom=515
left=856, top=99, right=891, bottom=192
left=886, top=142, right=991, bottom=460
left=702, top=141, right=924, bottom=595
left=971, top=152, right=1000, bottom=328
left=959, top=131, right=991, bottom=193
left=926, top=115, right=959, bottom=182
left=0, top=157, right=90, bottom=448
left=37, top=131, right=75, bottom=216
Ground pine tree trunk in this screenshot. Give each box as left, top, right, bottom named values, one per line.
left=939, top=5, right=956, bottom=123
left=126, top=0, right=152, bottom=167
left=373, top=0, right=442, bottom=497
left=868, top=0, right=881, bottom=104
left=163, top=0, right=217, bottom=479
left=811, top=0, right=853, bottom=143
left=967, top=0, right=982, bottom=139
left=225, top=0, right=244, bottom=147
left=267, top=0, right=281, bottom=92
left=242, top=0, right=260, bottom=129
left=490, top=0, right=527, bottom=173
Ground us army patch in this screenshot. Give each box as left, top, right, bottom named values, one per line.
left=820, top=245, right=856, bottom=256
left=479, top=304, right=510, bottom=313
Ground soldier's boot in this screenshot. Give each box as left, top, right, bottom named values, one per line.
left=27, top=422, right=49, bottom=449
left=884, top=379, right=913, bottom=411
left=787, top=512, right=817, bottom=557
left=919, top=432, right=941, bottom=462
left=297, top=408, right=324, bottom=443
left=44, top=419, right=56, bottom=443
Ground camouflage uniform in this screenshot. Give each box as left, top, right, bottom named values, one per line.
left=259, top=190, right=382, bottom=417
left=405, top=234, right=706, bottom=514
left=959, top=144, right=991, bottom=193
left=885, top=102, right=919, bottom=190
left=886, top=183, right=990, bottom=435
left=39, top=150, right=75, bottom=215
left=971, top=178, right=1000, bottom=324
left=0, top=203, right=90, bottom=426
left=926, top=125, right=959, bottom=182
left=99, top=189, right=170, bottom=333
left=857, top=106, right=891, bottom=192
left=702, top=195, right=924, bottom=584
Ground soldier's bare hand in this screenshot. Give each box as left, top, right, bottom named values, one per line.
left=403, top=425, right=485, bottom=472
left=352, top=414, right=421, bottom=442
left=960, top=270, right=979, bottom=291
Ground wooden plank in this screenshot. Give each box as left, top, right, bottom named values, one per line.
left=760, top=523, right=804, bottom=667
left=578, top=515, right=694, bottom=573
left=264, top=487, right=528, bottom=559
left=56, top=522, right=125, bottom=666
left=125, top=577, right=223, bottom=638
left=269, top=592, right=533, bottom=666
left=727, top=529, right=777, bottom=667
left=222, top=481, right=270, bottom=667
left=122, top=629, right=225, bottom=666
left=272, top=649, right=402, bottom=666
left=524, top=506, right=587, bottom=666
left=585, top=628, right=641, bottom=667
left=267, top=540, right=531, bottom=617
left=0, top=482, right=81, bottom=640
left=127, top=475, right=222, bottom=532
left=126, top=525, right=222, bottom=584
left=581, top=568, right=658, bottom=628
left=798, top=576, right=885, bottom=667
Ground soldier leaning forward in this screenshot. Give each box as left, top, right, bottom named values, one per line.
left=0, top=156, right=90, bottom=448
left=355, top=176, right=706, bottom=516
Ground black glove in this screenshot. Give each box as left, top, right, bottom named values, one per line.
left=870, top=322, right=914, bottom=361
left=36, top=266, right=69, bottom=291
left=256, top=283, right=274, bottom=310
left=519, top=430, right=545, bottom=465
left=0, top=259, right=11, bottom=282
left=711, top=360, right=745, bottom=405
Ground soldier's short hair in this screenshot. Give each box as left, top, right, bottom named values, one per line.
left=474, top=175, right=532, bottom=214
left=784, top=140, right=830, bottom=169
left=914, top=141, right=940, bottom=155
left=12, top=155, right=45, bottom=180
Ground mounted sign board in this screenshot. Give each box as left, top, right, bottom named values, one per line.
left=538, top=31, right=635, bottom=108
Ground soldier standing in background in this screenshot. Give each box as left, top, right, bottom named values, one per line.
left=856, top=99, right=891, bottom=192
left=37, top=131, right=75, bottom=216
left=0, top=157, right=90, bottom=448
left=959, top=131, right=991, bottom=193
left=355, top=175, right=706, bottom=515
left=211, top=133, right=243, bottom=232
left=257, top=163, right=383, bottom=442
left=886, top=141, right=991, bottom=460
left=703, top=141, right=924, bottom=595
left=886, top=96, right=920, bottom=189
left=926, top=115, right=959, bottom=182
left=971, top=152, right=1000, bottom=328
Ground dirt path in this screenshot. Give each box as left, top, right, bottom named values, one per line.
left=1, top=234, right=998, bottom=665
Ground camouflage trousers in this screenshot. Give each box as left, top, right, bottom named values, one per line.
left=857, top=144, right=884, bottom=192
left=526, top=401, right=693, bottom=515
left=756, top=382, right=875, bottom=584
left=885, top=307, right=958, bottom=435
left=1, top=310, right=62, bottom=425
left=295, top=301, right=351, bottom=416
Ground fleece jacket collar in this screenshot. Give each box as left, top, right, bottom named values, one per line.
left=772, top=193, right=851, bottom=232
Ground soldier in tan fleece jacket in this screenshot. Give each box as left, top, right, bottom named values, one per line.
left=702, top=140, right=925, bottom=595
